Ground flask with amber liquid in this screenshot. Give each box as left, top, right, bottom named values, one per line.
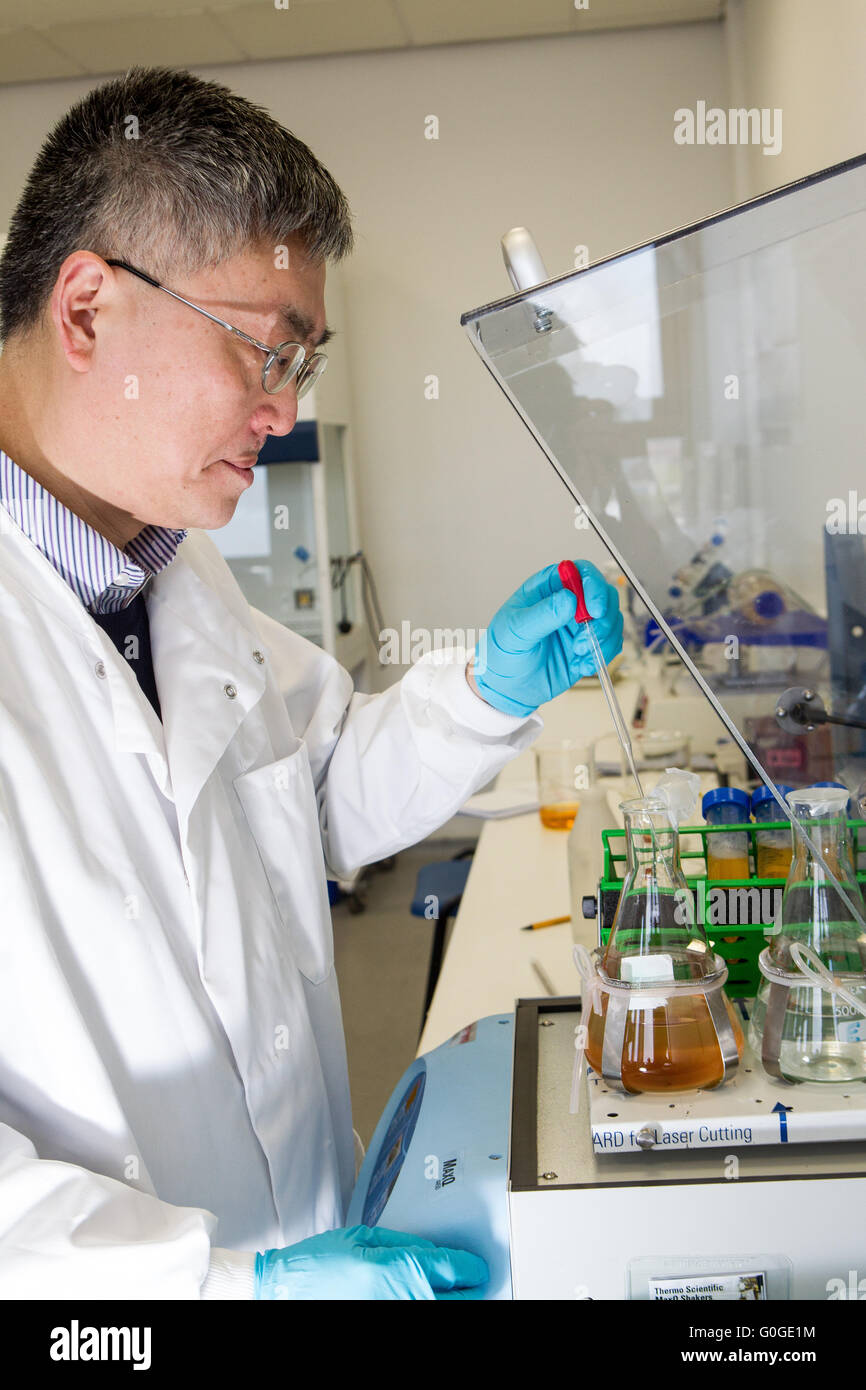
left=585, top=796, right=743, bottom=1092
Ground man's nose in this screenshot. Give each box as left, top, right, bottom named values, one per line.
left=253, top=381, right=299, bottom=437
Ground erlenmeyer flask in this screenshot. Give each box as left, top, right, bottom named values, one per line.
left=749, top=786, right=866, bottom=1082
left=585, top=796, right=743, bottom=1092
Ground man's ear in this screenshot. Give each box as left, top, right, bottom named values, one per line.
left=50, top=252, right=114, bottom=373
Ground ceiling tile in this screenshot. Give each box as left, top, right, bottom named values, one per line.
left=568, top=0, right=723, bottom=28
left=0, top=0, right=725, bottom=85
left=215, top=0, right=406, bottom=59
left=0, top=0, right=225, bottom=22
left=396, top=0, right=577, bottom=44
left=43, top=13, right=243, bottom=71
left=0, top=26, right=85, bottom=81
left=396, top=0, right=723, bottom=44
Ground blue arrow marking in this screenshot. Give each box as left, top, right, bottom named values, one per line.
left=772, top=1101, right=793, bottom=1142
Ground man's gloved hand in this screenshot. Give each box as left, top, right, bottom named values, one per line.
left=254, top=1224, right=489, bottom=1300
left=471, top=560, right=624, bottom=717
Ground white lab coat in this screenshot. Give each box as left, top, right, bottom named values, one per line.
left=0, top=515, right=542, bottom=1298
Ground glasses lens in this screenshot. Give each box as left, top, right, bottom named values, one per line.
left=296, top=354, right=328, bottom=400
left=264, top=344, right=305, bottom=394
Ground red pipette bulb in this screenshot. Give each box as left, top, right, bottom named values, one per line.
left=558, top=559, right=592, bottom=624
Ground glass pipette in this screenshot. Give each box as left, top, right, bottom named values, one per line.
left=558, top=560, right=644, bottom=797
left=558, top=562, right=684, bottom=916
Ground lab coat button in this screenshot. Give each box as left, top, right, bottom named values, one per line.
left=252, top=650, right=265, bottom=664
left=95, top=660, right=107, bottom=679
left=224, top=683, right=238, bottom=700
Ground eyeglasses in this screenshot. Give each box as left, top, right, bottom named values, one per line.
left=105, top=259, right=328, bottom=398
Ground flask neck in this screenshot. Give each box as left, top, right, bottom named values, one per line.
left=606, top=800, right=715, bottom=980
left=791, top=814, right=853, bottom=878
left=623, top=807, right=683, bottom=890
left=775, top=809, right=866, bottom=969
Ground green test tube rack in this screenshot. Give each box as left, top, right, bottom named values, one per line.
left=596, top=819, right=866, bottom=998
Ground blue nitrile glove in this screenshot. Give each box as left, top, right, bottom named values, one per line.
left=254, top=1224, right=489, bottom=1300
left=472, top=560, right=624, bottom=717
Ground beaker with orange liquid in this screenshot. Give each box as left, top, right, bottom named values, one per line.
left=535, top=741, right=592, bottom=831
left=751, top=783, right=794, bottom=878
left=540, top=802, right=580, bottom=831
left=581, top=796, right=743, bottom=1093
left=702, top=787, right=751, bottom=880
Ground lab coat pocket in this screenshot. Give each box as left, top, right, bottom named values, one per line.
left=233, top=739, right=334, bottom=985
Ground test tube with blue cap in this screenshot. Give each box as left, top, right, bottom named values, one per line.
left=702, top=788, right=751, bottom=881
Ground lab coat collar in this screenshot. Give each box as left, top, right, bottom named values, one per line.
left=0, top=516, right=268, bottom=833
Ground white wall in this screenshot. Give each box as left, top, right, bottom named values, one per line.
left=727, top=0, right=866, bottom=199
left=0, top=24, right=734, bottom=689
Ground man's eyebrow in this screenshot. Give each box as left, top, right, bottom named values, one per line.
left=278, top=304, right=334, bottom=349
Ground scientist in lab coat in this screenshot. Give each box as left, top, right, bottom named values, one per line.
left=0, top=67, right=623, bottom=1301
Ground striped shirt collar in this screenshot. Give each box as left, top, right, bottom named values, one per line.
left=0, top=450, right=186, bottom=614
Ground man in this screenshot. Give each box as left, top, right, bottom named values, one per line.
left=0, top=67, right=622, bottom=1299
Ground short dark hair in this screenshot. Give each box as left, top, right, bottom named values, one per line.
left=0, top=65, right=354, bottom=341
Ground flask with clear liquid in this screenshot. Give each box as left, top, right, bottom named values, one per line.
left=584, top=796, right=743, bottom=1092
left=749, top=786, right=866, bottom=1083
